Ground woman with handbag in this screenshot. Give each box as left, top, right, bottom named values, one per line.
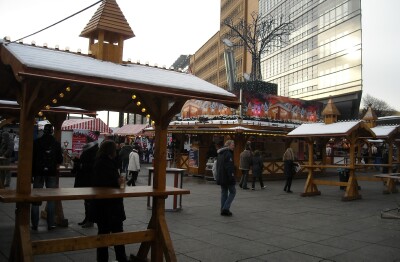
left=283, top=147, right=296, bottom=193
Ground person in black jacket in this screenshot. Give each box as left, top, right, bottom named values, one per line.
left=251, top=150, right=266, bottom=190
left=91, top=140, right=127, bottom=262
left=73, top=137, right=98, bottom=228
left=31, top=124, right=63, bottom=230
left=216, top=140, right=236, bottom=216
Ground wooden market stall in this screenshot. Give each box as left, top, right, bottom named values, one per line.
left=0, top=1, right=239, bottom=261
left=287, top=99, right=376, bottom=201
left=356, top=106, right=400, bottom=193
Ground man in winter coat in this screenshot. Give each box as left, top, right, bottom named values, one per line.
left=216, top=140, right=236, bottom=216
left=31, top=124, right=63, bottom=230
left=239, top=141, right=252, bottom=189
left=0, top=131, right=14, bottom=187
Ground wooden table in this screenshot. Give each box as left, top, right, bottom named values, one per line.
left=147, top=167, right=186, bottom=211
left=0, top=186, right=190, bottom=261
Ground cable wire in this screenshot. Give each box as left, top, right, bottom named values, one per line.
left=13, top=0, right=102, bottom=43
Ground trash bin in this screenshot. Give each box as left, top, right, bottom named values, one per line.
left=338, top=168, right=349, bottom=190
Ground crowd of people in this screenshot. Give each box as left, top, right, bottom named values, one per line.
left=214, top=140, right=298, bottom=217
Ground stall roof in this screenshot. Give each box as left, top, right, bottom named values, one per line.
left=61, top=118, right=112, bottom=134
left=113, top=124, right=148, bottom=136
left=287, top=120, right=375, bottom=138
left=370, top=125, right=400, bottom=139
left=0, top=41, right=238, bottom=114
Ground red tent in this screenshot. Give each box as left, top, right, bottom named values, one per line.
left=61, top=118, right=112, bottom=134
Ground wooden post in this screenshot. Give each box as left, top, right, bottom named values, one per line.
left=10, top=81, right=37, bottom=261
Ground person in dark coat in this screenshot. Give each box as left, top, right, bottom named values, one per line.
left=119, top=142, right=132, bottom=175
left=283, top=147, right=296, bottom=193
left=72, top=138, right=98, bottom=228
left=251, top=150, right=266, bottom=190
left=31, top=124, right=63, bottom=230
left=216, top=140, right=236, bottom=216
left=91, top=140, right=127, bottom=262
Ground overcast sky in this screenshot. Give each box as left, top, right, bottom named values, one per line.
left=0, top=0, right=398, bottom=127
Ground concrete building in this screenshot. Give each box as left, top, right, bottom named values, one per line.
left=189, top=0, right=258, bottom=89
left=259, top=0, right=362, bottom=119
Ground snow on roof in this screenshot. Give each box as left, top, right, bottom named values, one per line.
left=114, top=124, right=148, bottom=136
left=3, top=42, right=235, bottom=98
left=287, top=121, right=363, bottom=137
left=370, top=125, right=400, bottom=138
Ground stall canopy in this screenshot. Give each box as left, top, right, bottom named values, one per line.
left=62, top=118, right=112, bottom=134
left=113, top=124, right=147, bottom=136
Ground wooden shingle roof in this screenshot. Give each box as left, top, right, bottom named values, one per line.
left=321, top=98, right=341, bottom=116
left=80, top=0, right=134, bottom=43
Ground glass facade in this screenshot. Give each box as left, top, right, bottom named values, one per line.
left=259, top=0, right=362, bottom=118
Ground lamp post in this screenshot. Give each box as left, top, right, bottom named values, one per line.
left=63, top=141, right=69, bottom=167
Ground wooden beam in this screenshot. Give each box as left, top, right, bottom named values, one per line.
left=32, top=230, right=155, bottom=255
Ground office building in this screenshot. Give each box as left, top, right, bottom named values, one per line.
left=259, top=0, right=362, bottom=119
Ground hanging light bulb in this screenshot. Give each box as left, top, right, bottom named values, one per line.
left=131, top=94, right=136, bottom=100
left=136, top=101, right=141, bottom=106
left=66, top=86, right=71, bottom=92
left=45, top=105, right=51, bottom=110
left=59, top=92, right=64, bottom=98
left=52, top=98, right=58, bottom=104
left=141, top=108, right=146, bottom=112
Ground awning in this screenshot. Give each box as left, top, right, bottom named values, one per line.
left=62, top=118, right=112, bottom=134
left=113, top=124, right=148, bottom=136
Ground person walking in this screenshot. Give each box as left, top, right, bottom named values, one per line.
left=283, top=147, right=296, bottom=193
left=91, top=140, right=128, bottom=262
left=73, top=137, right=98, bottom=228
left=0, top=131, right=14, bottom=187
left=127, top=146, right=140, bottom=186
left=31, top=124, right=63, bottom=230
left=216, top=140, right=236, bottom=216
left=119, top=142, right=132, bottom=175
left=251, top=150, right=266, bottom=190
left=239, top=142, right=252, bottom=190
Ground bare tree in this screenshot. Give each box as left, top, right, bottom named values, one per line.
left=223, top=11, right=294, bottom=81
left=359, top=94, right=397, bottom=117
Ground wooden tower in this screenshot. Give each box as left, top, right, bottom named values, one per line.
left=362, top=104, right=378, bottom=128
left=321, top=98, right=341, bottom=124
left=80, top=0, right=134, bottom=63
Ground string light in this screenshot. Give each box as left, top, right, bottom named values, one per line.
left=66, top=86, right=71, bottom=92
left=136, top=101, right=141, bottom=106
left=146, top=114, right=150, bottom=118
left=59, top=93, right=64, bottom=98
left=38, top=111, right=43, bottom=116
left=141, top=108, right=146, bottom=112
left=52, top=98, right=57, bottom=104
left=45, top=105, right=51, bottom=110
left=131, top=94, right=136, bottom=99
left=151, top=120, right=155, bottom=125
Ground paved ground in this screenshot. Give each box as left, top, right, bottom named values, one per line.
left=1, top=165, right=400, bottom=261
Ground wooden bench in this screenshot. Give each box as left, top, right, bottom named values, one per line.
left=0, top=186, right=190, bottom=261
left=373, top=173, right=400, bottom=194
